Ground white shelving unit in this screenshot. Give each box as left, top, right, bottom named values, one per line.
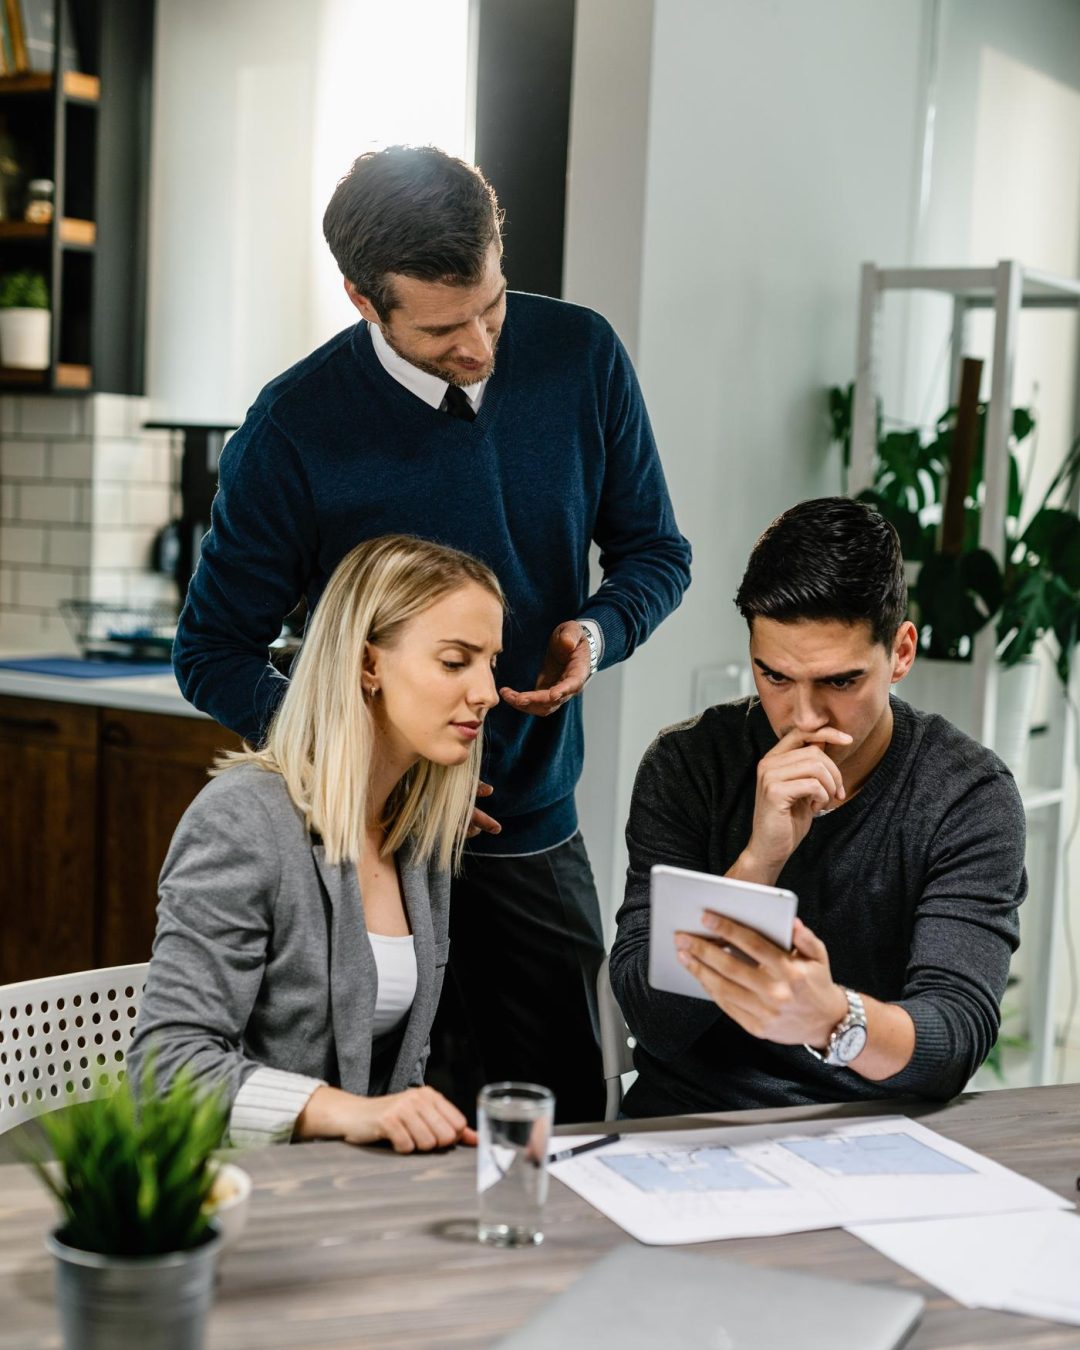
left=849, top=259, right=1080, bottom=1084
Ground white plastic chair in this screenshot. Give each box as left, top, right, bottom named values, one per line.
left=597, top=954, right=636, bottom=1120
left=0, top=963, right=148, bottom=1135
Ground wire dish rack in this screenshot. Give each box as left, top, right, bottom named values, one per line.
left=60, top=600, right=178, bottom=663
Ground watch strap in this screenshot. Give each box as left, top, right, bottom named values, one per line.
left=805, top=988, right=866, bottom=1066
left=578, top=620, right=601, bottom=676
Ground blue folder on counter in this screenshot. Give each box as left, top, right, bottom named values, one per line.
left=0, top=656, right=174, bottom=679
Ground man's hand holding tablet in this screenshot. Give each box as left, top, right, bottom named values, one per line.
left=649, top=866, right=848, bottom=1052
left=677, top=911, right=849, bottom=1048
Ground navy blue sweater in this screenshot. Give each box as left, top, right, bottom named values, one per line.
left=174, top=292, right=692, bottom=854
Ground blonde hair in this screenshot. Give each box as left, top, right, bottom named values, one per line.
left=216, top=534, right=505, bottom=871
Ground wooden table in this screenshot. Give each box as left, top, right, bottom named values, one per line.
left=1, top=1084, right=1078, bottom=1348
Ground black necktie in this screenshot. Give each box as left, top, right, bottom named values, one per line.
left=441, top=384, right=476, bottom=422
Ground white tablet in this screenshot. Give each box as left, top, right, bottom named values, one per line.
left=648, top=864, right=798, bottom=1000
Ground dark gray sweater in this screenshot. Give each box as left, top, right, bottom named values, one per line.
left=610, top=696, right=1027, bottom=1116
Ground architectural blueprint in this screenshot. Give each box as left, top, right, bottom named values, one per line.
left=548, top=1115, right=1067, bottom=1245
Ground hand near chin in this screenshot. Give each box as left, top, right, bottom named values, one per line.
left=499, top=622, right=592, bottom=717
left=734, top=726, right=852, bottom=886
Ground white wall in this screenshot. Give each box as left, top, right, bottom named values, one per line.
left=568, top=0, right=930, bottom=922
left=566, top=0, right=656, bottom=939
left=146, top=0, right=319, bottom=424
left=146, top=0, right=471, bottom=425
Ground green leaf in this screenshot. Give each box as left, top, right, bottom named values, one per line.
left=27, top=1056, right=228, bottom=1257
left=1020, top=507, right=1074, bottom=561
left=916, top=549, right=1004, bottom=653
left=1007, top=453, right=1022, bottom=521
left=1012, top=407, right=1035, bottom=443
left=828, top=384, right=851, bottom=443
left=0, top=269, right=48, bottom=308
left=1022, top=509, right=1080, bottom=590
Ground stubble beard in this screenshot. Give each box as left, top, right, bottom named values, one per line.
left=379, top=324, right=499, bottom=387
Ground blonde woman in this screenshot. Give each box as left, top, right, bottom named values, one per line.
left=130, top=535, right=504, bottom=1153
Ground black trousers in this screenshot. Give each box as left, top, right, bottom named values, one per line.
left=427, top=832, right=606, bottom=1126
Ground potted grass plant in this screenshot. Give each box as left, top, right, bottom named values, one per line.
left=0, top=267, right=50, bottom=369
left=30, top=1065, right=228, bottom=1350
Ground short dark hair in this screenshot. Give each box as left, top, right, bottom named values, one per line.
left=322, top=145, right=503, bottom=320
left=734, top=497, right=907, bottom=647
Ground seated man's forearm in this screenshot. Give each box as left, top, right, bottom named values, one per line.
left=848, top=996, right=916, bottom=1082
left=726, top=849, right=781, bottom=888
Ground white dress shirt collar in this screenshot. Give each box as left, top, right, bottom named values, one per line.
left=368, top=321, right=487, bottom=413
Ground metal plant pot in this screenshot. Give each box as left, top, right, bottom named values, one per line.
left=46, top=1226, right=222, bottom=1350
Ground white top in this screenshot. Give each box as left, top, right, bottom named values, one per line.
left=369, top=320, right=487, bottom=413
left=369, top=932, right=418, bottom=1036
left=227, top=931, right=418, bottom=1147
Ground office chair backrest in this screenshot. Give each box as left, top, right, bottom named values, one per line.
left=0, top=963, right=149, bottom=1135
left=597, top=954, right=636, bottom=1120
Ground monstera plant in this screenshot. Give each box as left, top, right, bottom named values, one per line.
left=829, top=381, right=1080, bottom=688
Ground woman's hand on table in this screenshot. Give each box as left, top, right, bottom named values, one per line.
left=296, top=1084, right=478, bottom=1152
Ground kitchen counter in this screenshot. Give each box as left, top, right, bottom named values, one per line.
left=0, top=641, right=207, bottom=719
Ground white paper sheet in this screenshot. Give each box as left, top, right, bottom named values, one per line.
left=548, top=1115, right=1068, bottom=1246
left=848, top=1210, right=1080, bottom=1325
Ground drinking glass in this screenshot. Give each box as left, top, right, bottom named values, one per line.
left=476, top=1082, right=555, bottom=1246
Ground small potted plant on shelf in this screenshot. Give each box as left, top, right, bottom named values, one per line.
left=30, top=1065, right=228, bottom=1350
left=0, top=267, right=50, bottom=369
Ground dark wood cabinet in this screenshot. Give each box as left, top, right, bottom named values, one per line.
left=0, top=695, right=240, bottom=982
left=0, top=695, right=97, bottom=982
left=99, top=710, right=240, bottom=967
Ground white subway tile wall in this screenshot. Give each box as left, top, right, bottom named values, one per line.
left=0, top=394, right=178, bottom=644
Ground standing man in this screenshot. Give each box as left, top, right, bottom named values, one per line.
left=173, top=145, right=691, bottom=1123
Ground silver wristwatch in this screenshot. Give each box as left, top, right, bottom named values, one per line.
left=579, top=622, right=600, bottom=677
left=805, top=988, right=867, bottom=1067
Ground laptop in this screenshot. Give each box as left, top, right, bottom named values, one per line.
left=496, top=1246, right=923, bottom=1349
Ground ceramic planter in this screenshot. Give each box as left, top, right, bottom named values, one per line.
left=900, top=656, right=1040, bottom=783
left=46, top=1225, right=222, bottom=1350
left=0, top=306, right=50, bottom=368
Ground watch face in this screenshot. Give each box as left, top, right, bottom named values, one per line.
left=834, top=1023, right=868, bottom=1064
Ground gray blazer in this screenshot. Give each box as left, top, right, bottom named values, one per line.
left=129, top=763, right=451, bottom=1112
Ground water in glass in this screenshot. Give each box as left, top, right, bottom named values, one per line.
left=477, top=1082, right=554, bottom=1247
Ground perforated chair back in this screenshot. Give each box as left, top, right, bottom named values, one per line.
left=0, top=963, right=149, bottom=1135
left=597, top=954, right=636, bottom=1120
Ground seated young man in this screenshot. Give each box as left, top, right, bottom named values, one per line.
left=610, top=496, right=1026, bottom=1116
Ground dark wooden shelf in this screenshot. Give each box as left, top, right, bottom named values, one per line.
left=0, top=362, right=92, bottom=390
left=0, top=71, right=100, bottom=102
left=0, top=217, right=96, bottom=245
left=0, top=220, right=49, bottom=239
left=0, top=366, right=48, bottom=385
